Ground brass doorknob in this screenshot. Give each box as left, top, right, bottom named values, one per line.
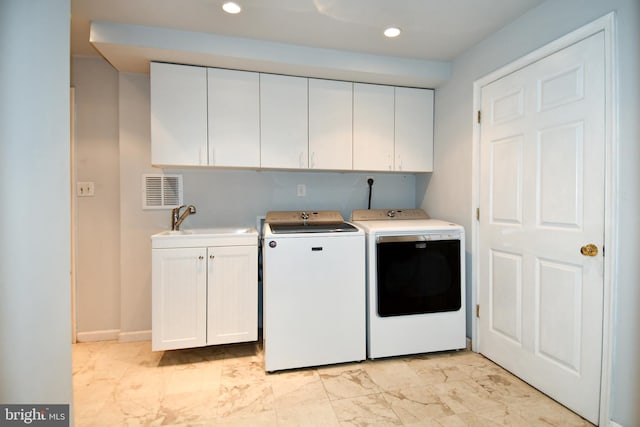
left=580, top=244, right=598, bottom=257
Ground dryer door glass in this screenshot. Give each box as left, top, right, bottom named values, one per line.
left=376, top=238, right=461, bottom=317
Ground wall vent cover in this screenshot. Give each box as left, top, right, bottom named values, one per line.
left=142, top=174, right=183, bottom=210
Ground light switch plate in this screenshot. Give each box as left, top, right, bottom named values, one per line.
left=77, top=182, right=95, bottom=197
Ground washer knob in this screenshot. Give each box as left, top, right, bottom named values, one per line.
left=387, top=210, right=396, bottom=218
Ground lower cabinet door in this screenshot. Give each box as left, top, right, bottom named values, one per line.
left=152, top=247, right=207, bottom=351
left=207, top=246, right=258, bottom=345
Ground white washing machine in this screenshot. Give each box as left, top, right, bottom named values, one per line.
left=262, top=210, right=366, bottom=372
left=351, top=208, right=466, bottom=359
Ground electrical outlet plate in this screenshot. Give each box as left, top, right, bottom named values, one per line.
left=296, top=184, right=306, bottom=197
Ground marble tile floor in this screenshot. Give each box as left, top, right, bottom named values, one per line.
left=73, top=340, right=594, bottom=426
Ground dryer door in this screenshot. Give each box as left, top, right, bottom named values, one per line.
left=376, top=236, right=461, bottom=317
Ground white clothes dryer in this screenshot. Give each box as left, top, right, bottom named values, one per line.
left=351, top=209, right=466, bottom=359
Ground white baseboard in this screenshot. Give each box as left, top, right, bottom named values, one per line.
left=609, top=421, right=623, bottom=427
left=75, top=329, right=151, bottom=343
left=119, top=330, right=151, bottom=343
left=76, top=329, right=120, bottom=342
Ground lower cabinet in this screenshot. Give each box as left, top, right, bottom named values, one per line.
left=206, top=246, right=258, bottom=345
left=152, top=244, right=258, bottom=351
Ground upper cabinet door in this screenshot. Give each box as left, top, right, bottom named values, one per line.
left=309, top=79, right=353, bottom=170
left=260, top=74, right=308, bottom=169
left=395, top=87, right=434, bottom=172
left=353, top=83, right=395, bottom=171
left=208, top=68, right=260, bottom=167
left=151, top=62, right=208, bottom=166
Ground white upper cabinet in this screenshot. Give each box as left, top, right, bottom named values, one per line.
left=151, top=63, right=434, bottom=173
left=308, top=79, right=353, bottom=170
left=260, top=74, right=308, bottom=169
left=353, top=83, right=395, bottom=171
left=395, top=87, right=434, bottom=172
left=150, top=62, right=208, bottom=166
left=207, top=68, right=260, bottom=167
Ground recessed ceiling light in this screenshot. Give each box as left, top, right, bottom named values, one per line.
left=222, top=2, right=242, bottom=14
left=384, top=27, right=401, bottom=38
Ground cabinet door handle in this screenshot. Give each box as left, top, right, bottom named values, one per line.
left=198, top=255, right=204, bottom=260
left=209, top=255, right=215, bottom=259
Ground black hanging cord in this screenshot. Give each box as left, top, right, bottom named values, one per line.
left=367, top=178, right=374, bottom=209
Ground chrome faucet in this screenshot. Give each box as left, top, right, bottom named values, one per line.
left=171, top=204, right=197, bottom=231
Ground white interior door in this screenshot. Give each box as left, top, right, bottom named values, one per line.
left=478, top=32, right=605, bottom=424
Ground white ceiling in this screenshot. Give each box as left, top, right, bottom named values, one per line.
left=71, top=0, right=545, bottom=86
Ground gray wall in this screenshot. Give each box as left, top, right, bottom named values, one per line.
left=420, top=0, right=640, bottom=424
left=0, top=0, right=72, bottom=405
left=119, top=73, right=168, bottom=338
left=72, top=57, right=121, bottom=337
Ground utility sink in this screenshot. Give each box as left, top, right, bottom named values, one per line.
left=160, top=227, right=255, bottom=236
left=152, top=227, right=258, bottom=249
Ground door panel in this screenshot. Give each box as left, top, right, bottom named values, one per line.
left=536, top=258, right=582, bottom=372
left=538, top=65, right=584, bottom=111
left=490, top=135, right=523, bottom=224
left=537, top=122, right=583, bottom=228
left=490, top=249, right=522, bottom=344
left=479, top=32, right=605, bottom=424
left=491, top=88, right=524, bottom=125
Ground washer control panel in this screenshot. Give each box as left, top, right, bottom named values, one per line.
left=265, top=210, right=345, bottom=225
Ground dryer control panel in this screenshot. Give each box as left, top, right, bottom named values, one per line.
left=351, top=209, right=430, bottom=221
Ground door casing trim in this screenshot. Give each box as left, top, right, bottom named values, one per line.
left=471, top=12, right=617, bottom=426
